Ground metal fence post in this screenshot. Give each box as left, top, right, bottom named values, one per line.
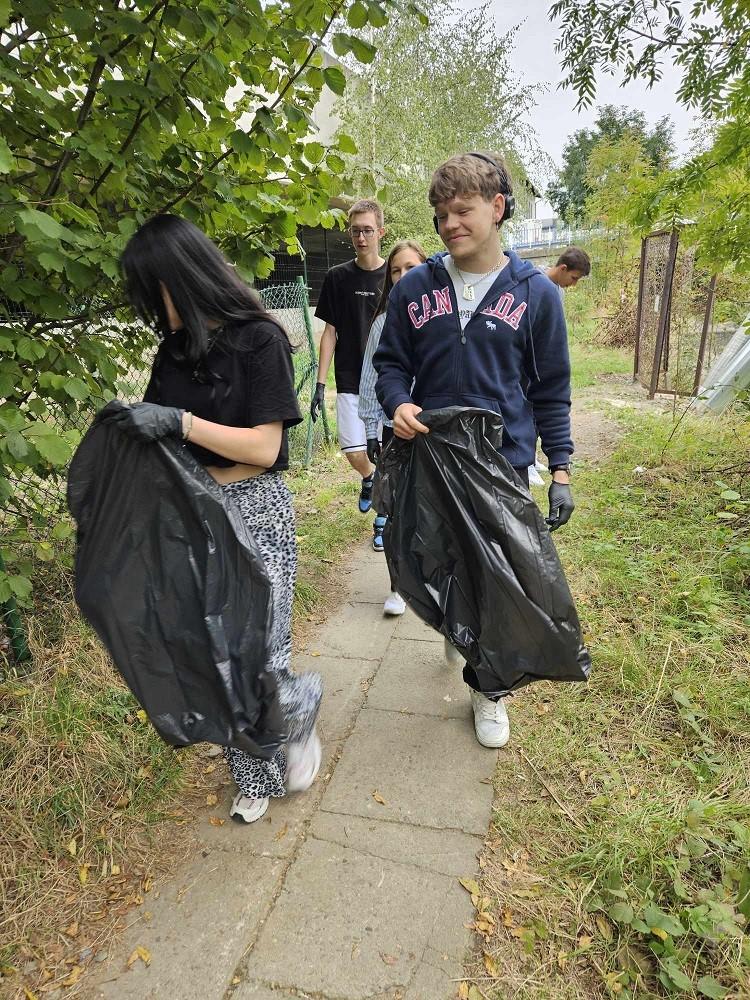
left=297, top=276, right=330, bottom=465
left=0, top=551, right=31, bottom=669
left=693, top=274, right=718, bottom=395
left=649, top=228, right=680, bottom=399
left=633, top=237, right=647, bottom=381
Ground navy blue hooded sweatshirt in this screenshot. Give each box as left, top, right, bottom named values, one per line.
left=374, top=250, right=573, bottom=469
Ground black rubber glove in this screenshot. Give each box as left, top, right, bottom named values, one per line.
left=310, top=382, right=326, bottom=422
left=108, top=402, right=184, bottom=443
left=546, top=481, right=575, bottom=532
left=366, top=437, right=381, bottom=465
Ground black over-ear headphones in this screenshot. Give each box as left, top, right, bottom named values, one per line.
left=432, top=151, right=515, bottom=233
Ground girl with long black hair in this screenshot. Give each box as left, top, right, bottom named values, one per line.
left=117, top=213, right=322, bottom=824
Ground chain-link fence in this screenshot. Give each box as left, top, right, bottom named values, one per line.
left=261, top=278, right=331, bottom=465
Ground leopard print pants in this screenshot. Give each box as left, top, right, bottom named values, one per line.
left=221, top=473, right=322, bottom=800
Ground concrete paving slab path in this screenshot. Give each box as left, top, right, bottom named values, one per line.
left=86, top=544, right=497, bottom=1000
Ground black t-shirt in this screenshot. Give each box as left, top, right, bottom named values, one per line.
left=315, top=259, right=386, bottom=393
left=143, top=320, right=302, bottom=472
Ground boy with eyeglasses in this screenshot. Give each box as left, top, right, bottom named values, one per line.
left=311, top=199, right=387, bottom=513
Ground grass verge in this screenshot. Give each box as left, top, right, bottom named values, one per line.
left=0, top=443, right=370, bottom=999
left=463, top=408, right=750, bottom=999
left=568, top=333, right=632, bottom=390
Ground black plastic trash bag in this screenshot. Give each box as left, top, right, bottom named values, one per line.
left=67, top=400, right=285, bottom=758
left=375, top=407, right=591, bottom=696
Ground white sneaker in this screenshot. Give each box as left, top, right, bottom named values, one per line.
left=285, top=731, right=322, bottom=793
left=528, top=465, right=545, bottom=487
left=383, top=591, right=406, bottom=615
left=229, top=793, right=269, bottom=823
left=470, top=690, right=510, bottom=748
left=534, top=457, right=548, bottom=473
left=444, top=637, right=464, bottom=668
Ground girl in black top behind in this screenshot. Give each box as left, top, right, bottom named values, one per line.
left=118, top=214, right=322, bottom=824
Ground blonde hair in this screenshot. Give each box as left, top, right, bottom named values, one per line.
left=429, top=153, right=513, bottom=206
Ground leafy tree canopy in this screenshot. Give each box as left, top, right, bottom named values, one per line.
left=335, top=0, right=548, bottom=250
left=547, top=105, right=674, bottom=224
left=549, top=0, right=750, bottom=272
left=0, top=0, right=403, bottom=602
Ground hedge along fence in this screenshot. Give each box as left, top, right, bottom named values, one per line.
left=0, top=278, right=329, bottom=668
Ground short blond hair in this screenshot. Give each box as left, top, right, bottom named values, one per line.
left=429, top=153, right=513, bottom=206
left=348, top=198, right=384, bottom=227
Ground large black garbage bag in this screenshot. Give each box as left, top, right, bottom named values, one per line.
left=375, top=407, right=591, bottom=696
left=67, top=400, right=285, bottom=758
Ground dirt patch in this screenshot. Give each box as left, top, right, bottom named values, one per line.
left=571, top=404, right=624, bottom=466
left=570, top=374, right=675, bottom=466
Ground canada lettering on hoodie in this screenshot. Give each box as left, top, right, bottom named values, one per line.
left=374, top=250, right=573, bottom=469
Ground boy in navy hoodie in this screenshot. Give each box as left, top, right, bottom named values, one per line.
left=374, top=151, right=575, bottom=749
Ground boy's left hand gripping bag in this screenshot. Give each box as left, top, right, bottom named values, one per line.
left=66, top=400, right=286, bottom=759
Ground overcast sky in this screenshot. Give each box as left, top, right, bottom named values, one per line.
left=478, top=0, right=699, bottom=184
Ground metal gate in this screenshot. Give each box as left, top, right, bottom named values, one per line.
left=634, top=229, right=718, bottom=398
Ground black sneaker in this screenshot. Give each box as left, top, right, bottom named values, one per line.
left=358, top=475, right=374, bottom=513
left=372, top=516, right=386, bottom=551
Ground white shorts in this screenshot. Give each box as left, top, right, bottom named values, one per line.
left=336, top=393, right=368, bottom=453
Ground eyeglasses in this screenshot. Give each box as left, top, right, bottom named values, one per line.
left=349, top=227, right=377, bottom=238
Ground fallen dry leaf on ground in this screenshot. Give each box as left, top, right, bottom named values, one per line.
left=380, top=952, right=398, bottom=966
left=458, top=877, right=481, bottom=896
left=274, top=823, right=289, bottom=841
left=596, top=915, right=613, bottom=941
left=206, top=793, right=218, bottom=806
left=126, top=946, right=151, bottom=968
left=372, top=790, right=386, bottom=805
left=209, top=816, right=225, bottom=827
left=483, top=951, right=499, bottom=977
left=62, top=965, right=83, bottom=987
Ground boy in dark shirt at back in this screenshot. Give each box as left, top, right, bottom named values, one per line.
left=311, top=199, right=387, bottom=513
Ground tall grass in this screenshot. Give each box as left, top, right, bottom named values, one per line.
left=467, top=409, right=750, bottom=999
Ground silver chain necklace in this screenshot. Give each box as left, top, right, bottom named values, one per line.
left=457, top=256, right=506, bottom=301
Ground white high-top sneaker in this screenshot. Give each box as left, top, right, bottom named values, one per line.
left=285, top=730, right=322, bottom=793
left=470, top=690, right=510, bottom=748
left=383, top=591, right=406, bottom=616
left=528, top=464, right=545, bottom=487
left=229, top=793, right=269, bottom=823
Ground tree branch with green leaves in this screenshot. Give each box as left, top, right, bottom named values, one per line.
left=0, top=0, right=409, bottom=605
